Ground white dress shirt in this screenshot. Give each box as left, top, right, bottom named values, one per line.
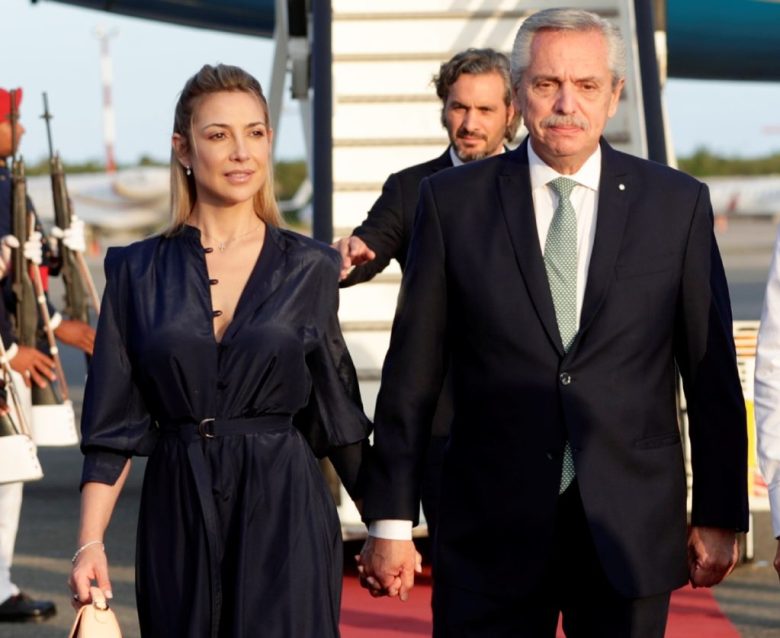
left=754, top=225, right=780, bottom=538
left=370, top=142, right=603, bottom=540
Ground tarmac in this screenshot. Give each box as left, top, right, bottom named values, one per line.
left=3, top=217, right=780, bottom=637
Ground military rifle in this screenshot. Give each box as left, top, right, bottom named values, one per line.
left=9, top=93, right=39, bottom=357
left=10, top=92, right=69, bottom=405
left=41, top=93, right=101, bottom=321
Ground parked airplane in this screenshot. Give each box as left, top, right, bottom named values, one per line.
left=27, top=167, right=313, bottom=235
left=705, top=174, right=780, bottom=218
left=25, top=166, right=169, bottom=235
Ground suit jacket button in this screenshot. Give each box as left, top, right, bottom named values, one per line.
left=559, top=372, right=571, bottom=385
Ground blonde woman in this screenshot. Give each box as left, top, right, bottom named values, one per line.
left=68, top=64, right=370, bottom=637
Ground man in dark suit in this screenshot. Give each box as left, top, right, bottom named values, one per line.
left=359, top=8, right=748, bottom=637
left=335, top=48, right=518, bottom=285
left=335, top=49, right=518, bottom=539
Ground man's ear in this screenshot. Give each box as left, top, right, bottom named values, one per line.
left=607, top=78, right=625, bottom=119
left=512, top=84, right=525, bottom=118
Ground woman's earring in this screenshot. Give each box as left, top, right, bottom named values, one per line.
left=185, top=166, right=192, bottom=176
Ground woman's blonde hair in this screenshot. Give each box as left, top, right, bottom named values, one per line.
left=165, top=64, right=282, bottom=235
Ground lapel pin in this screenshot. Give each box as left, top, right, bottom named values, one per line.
left=618, top=183, right=626, bottom=191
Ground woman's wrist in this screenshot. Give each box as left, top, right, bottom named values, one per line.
left=72, top=540, right=105, bottom=564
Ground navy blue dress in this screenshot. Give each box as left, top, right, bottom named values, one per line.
left=79, top=224, right=371, bottom=637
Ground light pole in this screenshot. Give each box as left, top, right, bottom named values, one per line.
left=94, top=26, right=119, bottom=173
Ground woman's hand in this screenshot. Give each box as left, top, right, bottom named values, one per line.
left=68, top=542, right=112, bottom=610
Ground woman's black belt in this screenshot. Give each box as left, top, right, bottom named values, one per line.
left=158, top=414, right=293, bottom=443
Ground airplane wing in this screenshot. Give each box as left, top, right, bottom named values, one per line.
left=37, top=0, right=276, bottom=37
left=44, top=0, right=780, bottom=81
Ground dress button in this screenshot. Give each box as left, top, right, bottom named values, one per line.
left=559, top=372, right=571, bottom=386
left=209, top=278, right=219, bottom=285
left=204, top=247, right=214, bottom=254
left=213, top=310, right=223, bottom=317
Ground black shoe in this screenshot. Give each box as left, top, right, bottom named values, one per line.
left=0, top=592, right=57, bottom=622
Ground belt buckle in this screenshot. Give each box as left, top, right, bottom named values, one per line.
left=197, top=417, right=216, bottom=439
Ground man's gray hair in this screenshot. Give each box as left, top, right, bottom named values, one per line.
left=510, top=8, right=626, bottom=90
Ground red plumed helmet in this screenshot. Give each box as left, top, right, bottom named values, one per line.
left=0, top=88, right=23, bottom=122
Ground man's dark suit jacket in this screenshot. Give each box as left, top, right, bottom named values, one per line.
left=341, top=148, right=453, bottom=287
left=364, top=139, right=749, bottom=599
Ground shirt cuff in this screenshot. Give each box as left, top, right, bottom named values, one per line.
left=368, top=519, right=413, bottom=540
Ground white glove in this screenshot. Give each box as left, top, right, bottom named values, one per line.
left=0, top=235, right=19, bottom=278
left=65, top=215, right=87, bottom=253
left=52, top=215, right=87, bottom=253
left=23, top=231, right=43, bottom=265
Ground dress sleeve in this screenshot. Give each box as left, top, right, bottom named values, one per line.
left=294, top=250, right=372, bottom=490
left=80, top=247, right=156, bottom=487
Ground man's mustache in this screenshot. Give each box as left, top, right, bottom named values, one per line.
left=456, top=128, right=487, bottom=141
left=541, top=115, right=589, bottom=130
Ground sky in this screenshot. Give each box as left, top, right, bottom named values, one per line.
left=3, top=0, right=780, bottom=166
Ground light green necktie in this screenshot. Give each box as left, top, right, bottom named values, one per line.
left=544, top=177, right=578, bottom=494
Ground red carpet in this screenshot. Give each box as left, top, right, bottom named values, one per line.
left=340, top=572, right=740, bottom=637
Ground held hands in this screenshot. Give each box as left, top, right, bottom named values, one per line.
left=333, top=236, right=376, bottom=281
left=68, top=541, right=112, bottom=610
left=356, top=537, right=421, bottom=601
left=687, top=526, right=739, bottom=587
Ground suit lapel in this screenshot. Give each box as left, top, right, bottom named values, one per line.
left=577, top=141, right=631, bottom=341
left=498, top=141, right=564, bottom=356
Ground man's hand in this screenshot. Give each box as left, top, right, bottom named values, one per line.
left=333, top=236, right=376, bottom=281
left=9, top=346, right=56, bottom=388
left=55, top=319, right=96, bottom=356
left=774, top=539, right=780, bottom=583
left=357, top=537, right=420, bottom=601
left=687, top=526, right=739, bottom=587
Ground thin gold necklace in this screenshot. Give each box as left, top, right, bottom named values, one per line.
left=201, top=223, right=262, bottom=253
